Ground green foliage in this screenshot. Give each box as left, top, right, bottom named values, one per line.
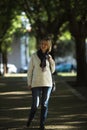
left=0, top=0, right=19, bottom=52
left=1, top=12, right=22, bottom=52
left=17, top=0, right=66, bottom=40
left=59, top=31, right=72, bottom=41
left=12, top=14, right=26, bottom=37
left=57, top=39, right=75, bottom=57
left=55, top=31, right=75, bottom=57
left=0, top=0, right=87, bottom=81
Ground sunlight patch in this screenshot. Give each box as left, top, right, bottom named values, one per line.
left=9, top=107, right=30, bottom=110
left=5, top=73, right=27, bottom=77
left=46, top=125, right=78, bottom=129
left=64, top=121, right=87, bottom=125
left=0, top=91, right=30, bottom=95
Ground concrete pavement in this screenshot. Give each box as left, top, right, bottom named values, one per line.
left=0, top=75, right=87, bottom=130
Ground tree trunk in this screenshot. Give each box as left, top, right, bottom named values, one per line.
left=2, top=51, right=8, bottom=75
left=75, top=37, right=87, bottom=84
left=0, top=53, right=2, bottom=75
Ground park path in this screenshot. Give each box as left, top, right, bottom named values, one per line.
left=0, top=75, right=87, bottom=130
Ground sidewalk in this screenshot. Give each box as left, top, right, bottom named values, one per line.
left=0, top=75, right=87, bottom=130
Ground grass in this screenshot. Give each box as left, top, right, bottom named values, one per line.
left=58, top=72, right=77, bottom=77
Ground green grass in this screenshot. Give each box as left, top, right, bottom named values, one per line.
left=58, top=72, right=77, bottom=77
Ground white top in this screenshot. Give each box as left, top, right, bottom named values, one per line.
left=27, top=52, right=55, bottom=88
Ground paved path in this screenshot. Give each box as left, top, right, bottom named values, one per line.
left=0, top=75, right=87, bottom=130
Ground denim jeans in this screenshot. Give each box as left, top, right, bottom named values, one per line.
left=27, top=87, right=52, bottom=127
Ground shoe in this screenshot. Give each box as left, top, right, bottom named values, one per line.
left=26, top=120, right=30, bottom=127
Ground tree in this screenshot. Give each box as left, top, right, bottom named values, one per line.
left=0, top=0, right=20, bottom=75
left=0, top=0, right=87, bottom=85
left=18, top=0, right=87, bottom=84
left=17, top=0, right=67, bottom=42
left=64, top=0, right=87, bottom=84
left=56, top=31, right=75, bottom=57
left=16, top=0, right=68, bottom=60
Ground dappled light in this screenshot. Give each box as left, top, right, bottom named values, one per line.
left=0, top=0, right=87, bottom=129
left=9, top=107, right=31, bottom=111
left=0, top=76, right=87, bottom=130
left=0, top=91, right=30, bottom=96
left=46, top=125, right=78, bottom=129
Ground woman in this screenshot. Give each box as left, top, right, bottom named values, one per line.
left=27, top=37, right=55, bottom=130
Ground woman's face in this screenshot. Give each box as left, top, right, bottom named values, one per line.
left=40, top=40, right=50, bottom=53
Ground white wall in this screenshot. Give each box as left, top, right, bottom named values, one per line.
left=8, top=36, right=30, bottom=72
left=8, top=37, right=21, bottom=71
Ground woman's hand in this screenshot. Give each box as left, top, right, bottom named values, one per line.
left=48, top=55, right=53, bottom=62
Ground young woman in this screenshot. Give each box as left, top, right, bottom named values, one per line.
left=26, top=37, right=55, bottom=130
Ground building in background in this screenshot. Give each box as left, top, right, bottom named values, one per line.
left=8, top=12, right=31, bottom=72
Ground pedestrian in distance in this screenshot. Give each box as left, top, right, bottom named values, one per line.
left=26, top=36, right=55, bottom=130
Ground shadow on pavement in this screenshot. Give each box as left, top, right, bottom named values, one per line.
left=0, top=75, right=87, bottom=130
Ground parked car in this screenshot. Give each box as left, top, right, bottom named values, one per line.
left=0, top=64, right=17, bottom=74
left=55, top=62, right=77, bottom=72
left=19, top=66, right=28, bottom=73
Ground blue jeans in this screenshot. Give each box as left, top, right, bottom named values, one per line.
left=28, top=87, right=52, bottom=127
